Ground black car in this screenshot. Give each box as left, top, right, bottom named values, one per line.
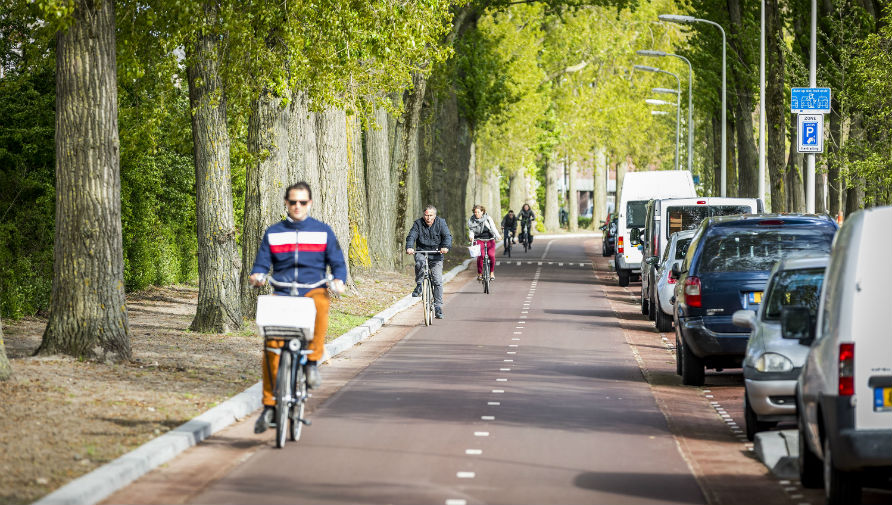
left=600, top=212, right=617, bottom=257
left=672, top=214, right=838, bottom=386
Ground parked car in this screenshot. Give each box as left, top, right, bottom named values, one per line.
left=795, top=206, right=892, bottom=504
left=600, top=212, right=617, bottom=257
left=640, top=197, right=762, bottom=319
left=652, top=230, right=696, bottom=333
left=615, top=171, right=696, bottom=286
left=732, top=255, right=828, bottom=441
left=672, top=214, right=838, bottom=386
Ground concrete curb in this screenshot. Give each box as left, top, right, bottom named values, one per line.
left=754, top=429, right=799, bottom=480
left=34, top=258, right=474, bottom=505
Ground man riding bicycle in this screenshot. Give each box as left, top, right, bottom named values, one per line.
left=518, top=203, right=536, bottom=247
left=501, top=210, right=517, bottom=247
left=249, top=181, right=347, bottom=434
left=405, top=205, right=452, bottom=319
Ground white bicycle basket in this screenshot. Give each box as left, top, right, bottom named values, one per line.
left=256, top=295, right=317, bottom=341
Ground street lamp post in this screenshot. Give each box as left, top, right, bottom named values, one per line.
left=659, top=14, right=726, bottom=196
left=637, top=50, right=694, bottom=173
left=635, top=65, right=681, bottom=172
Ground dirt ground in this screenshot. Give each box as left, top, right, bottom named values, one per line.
left=0, top=265, right=425, bottom=505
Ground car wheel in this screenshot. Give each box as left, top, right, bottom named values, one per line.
left=618, top=269, right=630, bottom=287
left=681, top=337, right=705, bottom=386
left=647, top=285, right=656, bottom=321
left=675, top=332, right=683, bottom=376
left=798, top=400, right=823, bottom=489
left=744, top=388, right=776, bottom=441
left=656, top=302, right=673, bottom=332
left=640, top=286, right=649, bottom=315
left=823, top=437, right=861, bottom=505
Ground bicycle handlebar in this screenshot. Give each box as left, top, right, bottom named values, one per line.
left=413, top=250, right=444, bottom=254
left=262, top=274, right=333, bottom=290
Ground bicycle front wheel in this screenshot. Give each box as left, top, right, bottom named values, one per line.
left=275, top=351, right=292, bottom=448
left=483, top=260, right=491, bottom=294
left=422, top=277, right=433, bottom=326
left=289, top=363, right=306, bottom=441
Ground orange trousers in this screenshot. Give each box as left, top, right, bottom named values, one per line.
left=261, top=287, right=330, bottom=407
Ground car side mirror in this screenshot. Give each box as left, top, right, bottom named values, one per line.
left=781, top=306, right=814, bottom=345
left=670, top=263, right=684, bottom=279
left=732, top=309, right=756, bottom=329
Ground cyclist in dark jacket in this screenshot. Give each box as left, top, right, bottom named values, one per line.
left=518, top=204, right=536, bottom=246
left=501, top=210, right=517, bottom=245
left=405, top=205, right=452, bottom=318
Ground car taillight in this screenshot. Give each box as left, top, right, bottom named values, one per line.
left=838, top=343, right=855, bottom=396
left=697, top=200, right=706, bottom=205
left=759, top=220, right=785, bottom=226
left=683, top=276, right=701, bottom=307
left=618, top=236, right=624, bottom=254
left=668, top=276, right=676, bottom=284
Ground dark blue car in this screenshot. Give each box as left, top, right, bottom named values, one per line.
left=671, top=214, right=838, bottom=386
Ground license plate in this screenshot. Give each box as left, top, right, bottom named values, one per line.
left=747, top=291, right=762, bottom=304
left=874, top=387, right=892, bottom=412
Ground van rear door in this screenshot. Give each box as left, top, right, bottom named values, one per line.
left=853, top=209, right=892, bottom=430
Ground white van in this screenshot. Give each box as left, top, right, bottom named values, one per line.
left=640, top=197, right=762, bottom=316
left=794, top=205, right=892, bottom=504
left=615, top=171, right=696, bottom=286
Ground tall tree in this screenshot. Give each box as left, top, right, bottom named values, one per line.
left=765, top=0, right=786, bottom=211
left=726, top=0, right=759, bottom=197
left=364, top=104, right=397, bottom=269
left=0, top=317, right=10, bottom=380
left=186, top=1, right=241, bottom=332
left=38, top=0, right=130, bottom=360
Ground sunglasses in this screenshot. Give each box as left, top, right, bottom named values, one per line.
left=287, top=199, right=310, bottom=206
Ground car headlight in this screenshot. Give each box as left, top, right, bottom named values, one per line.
left=754, top=352, right=794, bottom=372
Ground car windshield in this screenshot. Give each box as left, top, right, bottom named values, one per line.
left=626, top=201, right=648, bottom=228
left=666, top=205, right=752, bottom=236
left=699, top=227, right=834, bottom=273
left=763, top=268, right=825, bottom=320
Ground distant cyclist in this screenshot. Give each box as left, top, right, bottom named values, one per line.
left=468, top=204, right=501, bottom=280
left=518, top=203, right=536, bottom=247
left=405, top=205, right=452, bottom=319
left=501, top=210, right=517, bottom=247
left=249, top=181, right=347, bottom=434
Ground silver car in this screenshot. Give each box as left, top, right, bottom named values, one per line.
left=651, top=230, right=695, bottom=333
left=732, top=255, right=828, bottom=441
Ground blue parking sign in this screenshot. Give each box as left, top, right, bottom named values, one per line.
left=797, top=114, right=823, bottom=153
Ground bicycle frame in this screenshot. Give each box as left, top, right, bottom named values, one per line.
left=414, top=250, right=440, bottom=325
left=474, top=239, right=492, bottom=294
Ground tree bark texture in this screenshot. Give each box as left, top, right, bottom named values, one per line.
left=393, top=73, right=426, bottom=268
left=727, top=0, right=758, bottom=198
left=186, top=3, right=241, bottom=333
left=508, top=170, right=527, bottom=214
left=786, top=115, right=806, bottom=212
left=727, top=118, right=739, bottom=197
left=487, top=167, right=500, bottom=222
left=616, top=158, right=627, bottom=207
left=240, top=89, right=290, bottom=318
left=315, top=107, right=351, bottom=279
left=364, top=105, right=397, bottom=269
left=347, top=112, right=371, bottom=271
left=712, top=114, right=722, bottom=196
left=0, top=317, right=11, bottom=380
left=827, top=97, right=843, bottom=217
left=287, top=90, right=320, bottom=188
left=766, top=0, right=786, bottom=212
left=40, top=0, right=131, bottom=360
left=593, top=147, right=607, bottom=229
left=544, top=154, right=559, bottom=231
left=418, top=85, right=473, bottom=245
left=568, top=158, right=579, bottom=232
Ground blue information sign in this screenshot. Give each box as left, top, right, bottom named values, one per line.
left=791, top=87, right=831, bottom=114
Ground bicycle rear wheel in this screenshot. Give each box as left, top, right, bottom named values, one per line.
left=275, top=351, right=292, bottom=448
left=483, top=259, right=490, bottom=294
left=289, top=363, right=306, bottom=441
left=422, top=277, right=433, bottom=326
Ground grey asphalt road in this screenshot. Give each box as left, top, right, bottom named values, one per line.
left=190, top=237, right=706, bottom=505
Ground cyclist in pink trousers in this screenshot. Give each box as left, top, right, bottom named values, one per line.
left=467, top=204, right=501, bottom=280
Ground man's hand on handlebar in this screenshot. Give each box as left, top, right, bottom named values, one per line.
left=249, top=273, right=265, bottom=287
left=330, top=279, right=346, bottom=295
left=439, top=248, right=449, bottom=254
left=406, top=248, right=415, bottom=255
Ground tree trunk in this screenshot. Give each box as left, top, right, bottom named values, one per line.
left=0, top=317, right=11, bottom=380
left=787, top=114, right=806, bottom=212
left=39, top=0, right=131, bottom=360
left=727, top=0, right=758, bottom=198
left=287, top=90, right=320, bottom=188
left=828, top=97, right=843, bottom=217
left=616, top=158, right=628, bottom=207
left=487, top=167, right=501, bottom=222
left=544, top=153, right=560, bottom=231
left=568, top=158, right=579, bottom=232
left=364, top=105, right=396, bottom=269
left=845, top=180, right=863, bottom=214
left=508, top=170, right=527, bottom=213
left=728, top=118, right=739, bottom=197
left=712, top=114, right=722, bottom=196
left=315, top=107, right=351, bottom=279
left=593, top=147, right=607, bottom=229
left=186, top=2, right=241, bottom=333
left=766, top=0, right=786, bottom=212
left=241, top=89, right=290, bottom=318
left=393, top=73, right=427, bottom=269
left=347, top=112, right=371, bottom=271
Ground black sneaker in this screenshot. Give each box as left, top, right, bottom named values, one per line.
left=254, top=406, right=275, bottom=434
left=411, top=284, right=422, bottom=297
left=305, top=361, right=321, bottom=389
left=435, top=308, right=444, bottom=319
